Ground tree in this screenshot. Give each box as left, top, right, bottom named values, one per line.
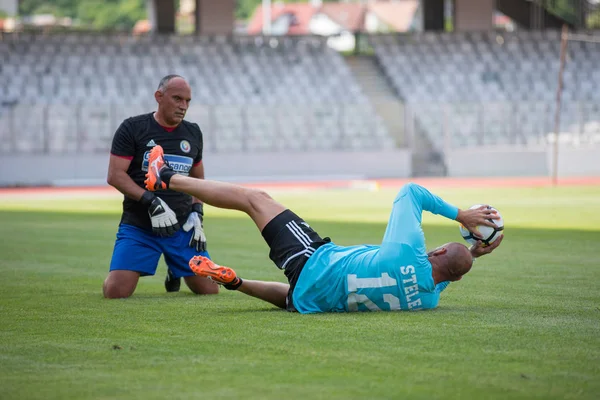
left=20, top=0, right=79, bottom=18
left=19, top=0, right=145, bottom=30
left=78, top=0, right=145, bottom=30
left=17, top=0, right=353, bottom=29
left=588, top=9, right=600, bottom=28
left=543, top=0, right=579, bottom=25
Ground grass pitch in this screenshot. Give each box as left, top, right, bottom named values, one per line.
left=1, top=183, right=599, bottom=400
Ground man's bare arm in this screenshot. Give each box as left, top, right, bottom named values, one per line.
left=107, top=155, right=145, bottom=200
left=188, top=162, right=205, bottom=205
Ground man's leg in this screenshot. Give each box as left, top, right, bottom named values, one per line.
left=183, top=275, right=219, bottom=295
left=103, top=270, right=140, bottom=298
left=105, top=224, right=163, bottom=299
left=237, top=280, right=289, bottom=309
left=165, top=268, right=181, bottom=292
left=169, top=176, right=285, bottom=232
left=189, top=255, right=288, bottom=308
left=162, top=229, right=219, bottom=295
left=145, top=145, right=285, bottom=232
left=146, top=146, right=324, bottom=310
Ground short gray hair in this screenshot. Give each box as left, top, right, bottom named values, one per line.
left=157, top=74, right=184, bottom=93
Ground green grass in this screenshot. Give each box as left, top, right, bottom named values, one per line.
left=1, top=184, right=599, bottom=400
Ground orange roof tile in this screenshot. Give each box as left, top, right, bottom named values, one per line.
left=320, top=3, right=366, bottom=32
left=247, top=3, right=318, bottom=35
left=368, top=0, right=419, bottom=32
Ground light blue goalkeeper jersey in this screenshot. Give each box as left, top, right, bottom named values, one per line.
left=292, top=183, right=458, bottom=313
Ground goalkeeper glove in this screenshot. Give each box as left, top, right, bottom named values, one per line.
left=182, top=203, right=206, bottom=252
left=140, top=191, right=180, bottom=237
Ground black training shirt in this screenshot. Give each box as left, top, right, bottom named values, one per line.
left=110, top=112, right=203, bottom=231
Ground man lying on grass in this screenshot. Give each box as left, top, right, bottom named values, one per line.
left=145, top=145, right=503, bottom=313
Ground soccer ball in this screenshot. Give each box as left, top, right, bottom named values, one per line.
left=459, top=205, right=504, bottom=247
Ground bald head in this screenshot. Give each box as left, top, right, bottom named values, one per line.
left=429, top=242, right=473, bottom=283
left=154, top=75, right=191, bottom=127
left=444, top=243, right=473, bottom=279
left=157, top=75, right=189, bottom=93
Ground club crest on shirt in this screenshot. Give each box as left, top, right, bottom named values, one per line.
left=180, top=140, right=191, bottom=153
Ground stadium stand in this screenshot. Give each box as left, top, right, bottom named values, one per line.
left=0, top=33, right=393, bottom=154
left=370, top=30, right=600, bottom=150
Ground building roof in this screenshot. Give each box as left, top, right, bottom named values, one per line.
left=319, top=3, right=366, bottom=32
left=368, top=0, right=419, bottom=32
left=247, top=1, right=422, bottom=35
left=247, top=3, right=318, bottom=35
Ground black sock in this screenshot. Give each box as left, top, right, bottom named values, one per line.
left=160, top=168, right=177, bottom=188
left=224, top=278, right=243, bottom=291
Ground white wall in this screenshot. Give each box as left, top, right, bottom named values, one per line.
left=445, top=148, right=549, bottom=177
left=309, top=13, right=343, bottom=36
left=0, top=150, right=413, bottom=187
left=309, top=13, right=355, bottom=52
left=365, top=12, right=392, bottom=33
left=445, top=147, right=600, bottom=177
left=549, top=147, right=600, bottom=177
left=1, top=147, right=596, bottom=187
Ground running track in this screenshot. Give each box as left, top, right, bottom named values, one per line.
left=0, top=176, right=598, bottom=198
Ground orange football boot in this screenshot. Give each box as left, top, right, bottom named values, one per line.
left=144, top=145, right=167, bottom=191
left=189, top=256, right=240, bottom=286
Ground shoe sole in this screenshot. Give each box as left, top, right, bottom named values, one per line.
left=145, top=146, right=166, bottom=191
left=189, top=256, right=237, bottom=285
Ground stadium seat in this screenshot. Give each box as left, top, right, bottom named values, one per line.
left=369, top=30, right=600, bottom=148
left=0, top=33, right=397, bottom=154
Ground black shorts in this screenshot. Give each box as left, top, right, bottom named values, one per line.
left=261, top=209, right=330, bottom=311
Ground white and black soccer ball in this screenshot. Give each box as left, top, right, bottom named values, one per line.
left=459, top=205, right=504, bottom=247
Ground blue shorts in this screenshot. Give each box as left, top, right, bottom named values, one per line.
left=109, top=224, right=210, bottom=278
